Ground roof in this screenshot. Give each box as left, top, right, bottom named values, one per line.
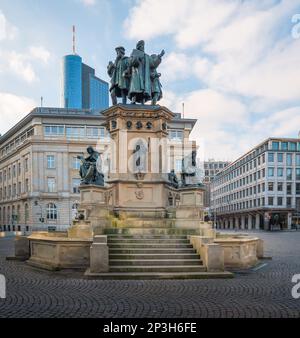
left=0, top=107, right=106, bottom=145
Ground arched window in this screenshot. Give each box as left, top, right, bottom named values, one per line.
left=47, top=203, right=57, bottom=220
left=24, top=203, right=29, bottom=223
left=72, top=202, right=79, bottom=220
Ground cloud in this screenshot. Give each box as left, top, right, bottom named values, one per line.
left=80, top=0, right=96, bottom=6
left=7, top=51, right=38, bottom=83
left=0, top=93, right=36, bottom=136
left=29, top=46, right=51, bottom=64
left=124, top=0, right=300, bottom=160
left=0, top=46, right=51, bottom=83
left=0, top=10, right=18, bottom=41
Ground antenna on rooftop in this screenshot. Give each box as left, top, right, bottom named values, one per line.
left=72, top=25, right=76, bottom=54
left=40, top=96, right=43, bottom=107
left=182, top=102, right=185, bottom=118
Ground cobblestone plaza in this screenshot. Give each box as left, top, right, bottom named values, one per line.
left=0, top=231, right=299, bottom=318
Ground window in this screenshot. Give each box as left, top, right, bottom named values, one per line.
left=289, top=142, right=297, bottom=151
left=287, top=182, right=292, bottom=195
left=175, top=159, right=182, bottom=172
left=286, top=153, right=292, bottom=166
left=18, top=162, right=21, bottom=175
left=277, top=167, right=283, bottom=177
left=25, top=179, right=29, bottom=193
left=272, top=141, right=279, bottom=150
left=72, top=178, right=81, bottom=193
left=296, top=183, right=300, bottom=195
left=44, top=125, right=64, bottom=136
left=86, top=127, right=105, bottom=139
left=277, top=182, right=283, bottom=191
left=286, top=168, right=292, bottom=180
left=268, top=167, right=274, bottom=177
left=72, top=157, right=81, bottom=170
left=47, top=178, right=56, bottom=192
left=268, top=197, right=274, bottom=206
left=277, top=197, right=283, bottom=206
left=24, top=204, right=29, bottom=223
left=169, top=130, right=183, bottom=141
left=281, top=142, right=288, bottom=151
left=296, top=168, right=300, bottom=180
left=47, top=155, right=55, bottom=169
left=66, top=127, right=85, bottom=139
left=268, top=182, right=274, bottom=191
left=46, top=203, right=57, bottom=220
left=13, top=165, right=16, bottom=177
left=296, top=154, right=300, bottom=166
left=25, top=158, right=29, bottom=172
left=278, top=153, right=283, bottom=162
left=268, top=153, right=274, bottom=162
left=18, top=182, right=21, bottom=195
left=287, top=197, right=292, bottom=207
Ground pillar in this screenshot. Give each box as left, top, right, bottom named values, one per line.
left=255, top=213, right=260, bottom=230
left=241, top=215, right=245, bottom=230
left=288, top=212, right=292, bottom=230
left=248, top=215, right=253, bottom=230
left=229, top=218, right=234, bottom=229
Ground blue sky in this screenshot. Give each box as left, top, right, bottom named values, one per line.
left=1, top=0, right=300, bottom=160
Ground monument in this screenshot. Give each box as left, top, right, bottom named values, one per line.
left=18, top=41, right=264, bottom=278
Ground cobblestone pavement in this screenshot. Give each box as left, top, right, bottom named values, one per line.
left=0, top=231, right=300, bottom=318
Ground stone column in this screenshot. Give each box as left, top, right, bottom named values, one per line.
left=287, top=212, right=292, bottom=230
left=248, top=215, right=253, bottom=230
left=255, top=213, right=260, bottom=230
left=241, top=215, right=245, bottom=230
left=229, top=218, right=234, bottom=229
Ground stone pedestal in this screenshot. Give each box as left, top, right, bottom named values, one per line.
left=89, top=236, right=109, bottom=273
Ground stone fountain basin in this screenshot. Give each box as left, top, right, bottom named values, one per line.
left=27, top=232, right=92, bottom=270
left=214, top=235, right=262, bottom=269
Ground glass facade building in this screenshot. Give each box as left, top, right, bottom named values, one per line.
left=61, top=55, right=82, bottom=109
left=61, top=55, right=109, bottom=110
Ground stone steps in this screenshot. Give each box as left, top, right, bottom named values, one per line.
left=109, top=253, right=200, bottom=260
left=86, top=234, right=234, bottom=279
left=85, top=270, right=234, bottom=280
left=109, top=248, right=196, bottom=254
left=108, top=243, right=194, bottom=249
left=109, top=265, right=207, bottom=273
left=103, top=228, right=201, bottom=236
left=109, top=259, right=203, bottom=266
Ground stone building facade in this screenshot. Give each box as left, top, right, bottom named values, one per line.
left=211, top=138, right=300, bottom=230
left=0, top=107, right=196, bottom=233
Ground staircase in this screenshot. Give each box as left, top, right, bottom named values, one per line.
left=86, top=234, right=233, bottom=279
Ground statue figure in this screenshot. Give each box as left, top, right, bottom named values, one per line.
left=168, top=169, right=179, bottom=189
left=107, top=46, right=130, bottom=105
left=77, top=146, right=104, bottom=186
left=181, top=150, right=201, bottom=187
left=133, top=141, right=147, bottom=172
left=128, top=40, right=164, bottom=104
left=150, top=52, right=164, bottom=105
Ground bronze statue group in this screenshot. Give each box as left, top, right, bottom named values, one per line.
left=107, top=40, right=164, bottom=106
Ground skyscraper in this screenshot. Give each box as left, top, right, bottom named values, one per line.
left=61, top=55, right=109, bottom=110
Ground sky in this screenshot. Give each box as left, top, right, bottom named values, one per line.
left=0, top=0, right=300, bottom=161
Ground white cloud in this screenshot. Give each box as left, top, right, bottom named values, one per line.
left=0, top=10, right=18, bottom=41
left=0, top=93, right=36, bottom=136
left=7, top=51, right=38, bottom=83
left=80, top=0, right=96, bottom=6
left=124, top=0, right=300, bottom=159
left=29, top=46, right=51, bottom=64
left=0, top=46, right=51, bottom=83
